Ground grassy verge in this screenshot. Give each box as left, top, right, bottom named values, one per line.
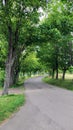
left=43, top=76, right=73, bottom=91
left=0, top=94, right=25, bottom=124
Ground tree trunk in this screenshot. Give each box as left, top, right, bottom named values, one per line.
left=9, top=66, right=14, bottom=87
left=56, top=68, right=58, bottom=79
left=55, top=54, right=58, bottom=80
left=2, top=59, right=13, bottom=95
left=9, top=65, right=15, bottom=86
left=62, top=69, right=66, bottom=80
left=52, top=68, right=55, bottom=79
left=2, top=22, right=20, bottom=95
left=9, top=56, right=20, bottom=86
left=2, top=52, right=14, bottom=95
left=12, top=63, right=20, bottom=85
left=2, top=26, right=13, bottom=95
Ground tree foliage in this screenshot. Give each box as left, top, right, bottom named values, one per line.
left=20, top=46, right=43, bottom=76
left=38, top=0, right=73, bottom=79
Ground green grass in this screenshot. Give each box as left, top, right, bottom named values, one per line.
left=43, top=77, right=73, bottom=91
left=0, top=94, right=25, bottom=124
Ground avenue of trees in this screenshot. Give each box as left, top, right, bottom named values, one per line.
left=0, top=0, right=73, bottom=95
left=38, top=0, right=73, bottom=79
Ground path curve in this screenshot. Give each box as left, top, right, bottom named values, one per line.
left=0, top=76, right=73, bottom=130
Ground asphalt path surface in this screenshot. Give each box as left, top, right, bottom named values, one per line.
left=0, top=76, right=73, bottom=130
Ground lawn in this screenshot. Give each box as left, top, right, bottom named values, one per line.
left=0, top=94, right=25, bottom=124
left=43, top=75, right=73, bottom=91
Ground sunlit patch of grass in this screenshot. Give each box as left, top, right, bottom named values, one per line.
left=0, top=94, right=25, bottom=124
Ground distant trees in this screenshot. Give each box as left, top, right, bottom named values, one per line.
left=20, top=51, right=43, bottom=76
left=38, top=0, right=73, bottom=80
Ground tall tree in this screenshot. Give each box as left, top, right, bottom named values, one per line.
left=0, top=0, right=46, bottom=95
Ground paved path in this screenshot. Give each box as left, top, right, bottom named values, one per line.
left=0, top=76, right=73, bottom=130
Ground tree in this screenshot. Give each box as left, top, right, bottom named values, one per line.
left=20, top=51, right=42, bottom=76
left=0, top=0, right=46, bottom=95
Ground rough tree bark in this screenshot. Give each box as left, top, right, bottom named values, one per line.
left=56, top=68, right=58, bottom=79
left=62, top=69, right=66, bottom=80
left=2, top=26, right=14, bottom=95
left=10, top=56, right=20, bottom=86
